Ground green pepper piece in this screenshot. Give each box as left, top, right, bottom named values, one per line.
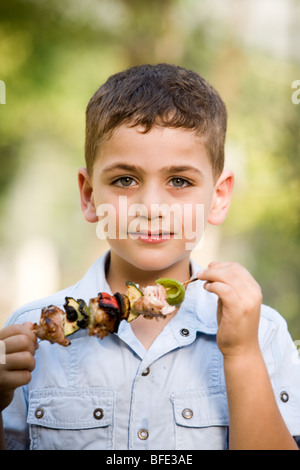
left=155, top=278, right=185, bottom=306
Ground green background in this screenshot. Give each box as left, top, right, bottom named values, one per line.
left=0, top=0, right=299, bottom=340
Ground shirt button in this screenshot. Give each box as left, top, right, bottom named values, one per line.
left=141, top=367, right=150, bottom=376
left=182, top=408, right=193, bottom=419
left=280, top=391, right=289, bottom=403
left=93, top=408, right=104, bottom=420
left=35, top=408, right=44, bottom=419
left=138, top=429, right=149, bottom=440
left=180, top=328, right=190, bottom=337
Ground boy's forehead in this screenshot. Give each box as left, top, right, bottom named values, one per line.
left=96, top=125, right=209, bottom=161
left=91, top=125, right=215, bottom=185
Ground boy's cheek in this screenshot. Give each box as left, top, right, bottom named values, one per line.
left=179, top=203, right=206, bottom=242
left=94, top=195, right=210, bottom=244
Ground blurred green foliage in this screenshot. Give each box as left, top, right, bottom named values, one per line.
left=0, top=0, right=299, bottom=338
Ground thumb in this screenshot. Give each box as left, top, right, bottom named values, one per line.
left=217, top=298, right=223, bottom=326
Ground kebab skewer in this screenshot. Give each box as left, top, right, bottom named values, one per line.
left=32, top=277, right=195, bottom=347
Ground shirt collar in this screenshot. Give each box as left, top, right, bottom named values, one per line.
left=187, top=258, right=218, bottom=335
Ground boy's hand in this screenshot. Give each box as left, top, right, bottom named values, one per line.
left=197, top=262, right=263, bottom=359
left=0, top=323, right=38, bottom=412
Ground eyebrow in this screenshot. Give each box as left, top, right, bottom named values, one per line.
left=102, top=163, right=145, bottom=174
left=101, top=162, right=203, bottom=177
left=163, top=165, right=204, bottom=178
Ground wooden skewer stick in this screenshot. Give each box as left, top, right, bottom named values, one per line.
left=182, top=277, right=199, bottom=286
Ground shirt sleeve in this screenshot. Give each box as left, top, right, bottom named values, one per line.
left=2, top=386, right=30, bottom=450
left=2, top=307, right=36, bottom=450
left=261, top=306, right=300, bottom=437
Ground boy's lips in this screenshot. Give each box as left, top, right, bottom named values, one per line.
left=128, top=231, right=175, bottom=244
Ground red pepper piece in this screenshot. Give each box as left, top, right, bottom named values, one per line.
left=98, top=292, right=120, bottom=316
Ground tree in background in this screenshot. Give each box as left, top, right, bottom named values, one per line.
left=0, top=0, right=299, bottom=340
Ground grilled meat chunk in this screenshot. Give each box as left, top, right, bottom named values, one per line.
left=33, top=305, right=70, bottom=347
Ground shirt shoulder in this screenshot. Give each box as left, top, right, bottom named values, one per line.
left=258, top=303, right=291, bottom=349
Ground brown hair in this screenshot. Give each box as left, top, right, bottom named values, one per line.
left=85, top=64, right=227, bottom=177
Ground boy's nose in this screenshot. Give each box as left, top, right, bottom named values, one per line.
left=135, top=184, right=167, bottom=217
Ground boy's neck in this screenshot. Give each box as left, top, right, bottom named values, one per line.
left=105, top=250, right=192, bottom=350
left=105, top=250, right=192, bottom=295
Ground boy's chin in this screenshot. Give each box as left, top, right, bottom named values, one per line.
left=109, top=241, right=190, bottom=273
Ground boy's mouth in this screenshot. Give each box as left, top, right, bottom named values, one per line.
left=128, top=231, right=175, bottom=244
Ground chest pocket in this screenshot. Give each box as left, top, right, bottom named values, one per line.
left=171, top=389, right=229, bottom=450
left=27, top=388, right=115, bottom=450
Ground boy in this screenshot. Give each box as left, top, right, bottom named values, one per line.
left=0, top=64, right=300, bottom=450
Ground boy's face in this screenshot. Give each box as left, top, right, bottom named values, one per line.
left=79, top=125, right=233, bottom=273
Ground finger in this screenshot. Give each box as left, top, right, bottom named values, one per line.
left=20, top=323, right=39, bottom=350
left=217, top=298, right=223, bottom=326
left=0, top=323, right=36, bottom=344
left=4, top=333, right=37, bottom=356
left=21, top=323, right=38, bottom=346
left=203, top=280, right=237, bottom=304
left=197, top=266, right=233, bottom=284
left=206, top=262, right=232, bottom=270
left=199, top=262, right=249, bottom=275
left=0, top=369, right=32, bottom=390
left=197, top=263, right=256, bottom=293
left=4, top=351, right=36, bottom=372
left=197, top=262, right=231, bottom=275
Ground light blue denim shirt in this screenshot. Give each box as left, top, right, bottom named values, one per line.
left=3, top=251, right=300, bottom=450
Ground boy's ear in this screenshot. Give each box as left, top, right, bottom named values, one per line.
left=207, top=170, right=234, bottom=226
left=78, top=168, right=98, bottom=223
